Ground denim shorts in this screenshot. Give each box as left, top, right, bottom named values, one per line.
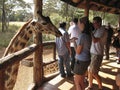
left=73, top=60, right=90, bottom=75
left=89, top=54, right=103, bottom=74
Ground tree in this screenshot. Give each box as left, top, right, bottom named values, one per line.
left=43, top=0, right=60, bottom=16
left=0, top=0, right=31, bottom=32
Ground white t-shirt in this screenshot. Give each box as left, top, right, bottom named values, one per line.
left=68, top=24, right=80, bottom=47
left=90, top=26, right=107, bottom=55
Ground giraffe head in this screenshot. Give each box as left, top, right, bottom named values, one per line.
left=32, top=15, right=62, bottom=37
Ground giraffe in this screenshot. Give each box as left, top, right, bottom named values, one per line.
left=1, top=14, right=62, bottom=90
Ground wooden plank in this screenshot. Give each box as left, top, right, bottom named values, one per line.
left=0, top=44, right=38, bottom=70
left=84, top=0, right=90, bottom=17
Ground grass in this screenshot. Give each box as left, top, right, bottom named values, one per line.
left=0, top=22, right=55, bottom=48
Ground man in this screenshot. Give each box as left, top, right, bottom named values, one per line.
left=105, top=23, right=113, bottom=60
left=68, top=18, right=80, bottom=71
left=86, top=17, right=107, bottom=90
left=56, top=22, right=72, bottom=77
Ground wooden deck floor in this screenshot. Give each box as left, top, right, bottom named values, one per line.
left=37, top=52, right=120, bottom=90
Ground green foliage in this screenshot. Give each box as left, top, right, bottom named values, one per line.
left=50, top=13, right=65, bottom=27
left=0, top=31, right=15, bottom=47
left=43, top=0, right=60, bottom=16
left=42, top=34, right=55, bottom=41
left=0, top=22, right=56, bottom=48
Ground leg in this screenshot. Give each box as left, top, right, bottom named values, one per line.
left=64, top=53, right=72, bottom=76
left=71, top=47, right=76, bottom=71
left=87, top=70, right=93, bottom=88
left=116, top=49, right=120, bottom=64
left=86, top=54, right=103, bottom=89
left=80, top=74, right=85, bottom=90
left=74, top=74, right=85, bottom=90
left=74, top=74, right=81, bottom=90
left=58, top=55, right=66, bottom=77
left=105, top=43, right=110, bottom=60
left=93, top=73, right=102, bottom=89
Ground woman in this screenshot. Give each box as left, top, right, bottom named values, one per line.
left=73, top=17, right=91, bottom=90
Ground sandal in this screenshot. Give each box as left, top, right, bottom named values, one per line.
left=85, top=86, right=93, bottom=90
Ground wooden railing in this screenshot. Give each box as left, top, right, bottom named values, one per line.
left=0, top=41, right=59, bottom=89
left=0, top=44, right=39, bottom=70
left=42, top=41, right=59, bottom=78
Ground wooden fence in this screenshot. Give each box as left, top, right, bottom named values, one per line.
left=0, top=41, right=59, bottom=89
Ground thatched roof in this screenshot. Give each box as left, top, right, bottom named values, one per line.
left=61, top=0, right=120, bottom=14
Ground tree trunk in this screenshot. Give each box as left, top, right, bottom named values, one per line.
left=2, top=0, right=5, bottom=32
left=2, top=0, right=7, bottom=32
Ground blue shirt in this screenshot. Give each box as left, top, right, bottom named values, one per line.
left=56, top=28, right=69, bottom=55
left=75, top=33, right=91, bottom=61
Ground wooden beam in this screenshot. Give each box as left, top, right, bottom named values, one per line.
left=84, top=0, right=90, bottom=17
left=33, top=0, right=43, bottom=88
left=0, top=44, right=38, bottom=70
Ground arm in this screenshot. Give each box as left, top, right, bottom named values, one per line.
left=91, top=29, right=104, bottom=43
left=70, top=37, right=78, bottom=42
left=64, top=32, right=72, bottom=55
left=74, top=34, right=83, bottom=54
left=92, top=35, right=100, bottom=43
left=75, top=45, right=83, bottom=54
left=66, top=41, right=71, bottom=55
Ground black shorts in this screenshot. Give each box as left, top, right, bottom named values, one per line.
left=73, top=60, right=90, bottom=75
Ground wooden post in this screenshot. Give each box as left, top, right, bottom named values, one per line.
left=53, top=43, right=56, bottom=60
left=118, top=15, right=120, bottom=29
left=33, top=0, right=43, bottom=87
left=84, top=0, right=90, bottom=17
left=33, top=33, right=43, bottom=86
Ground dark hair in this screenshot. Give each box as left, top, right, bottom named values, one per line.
left=72, top=18, right=78, bottom=24
left=79, top=16, right=91, bottom=35
left=93, top=16, right=102, bottom=24
left=59, top=22, right=66, bottom=29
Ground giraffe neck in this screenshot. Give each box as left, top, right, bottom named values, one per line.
left=3, top=21, right=41, bottom=90
left=2, top=17, right=61, bottom=90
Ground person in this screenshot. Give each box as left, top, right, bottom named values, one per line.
left=105, top=23, right=114, bottom=60
left=56, top=22, right=72, bottom=77
left=86, top=16, right=107, bottom=90
left=73, top=17, right=91, bottom=90
left=112, top=30, right=120, bottom=64
left=68, top=18, right=80, bottom=71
